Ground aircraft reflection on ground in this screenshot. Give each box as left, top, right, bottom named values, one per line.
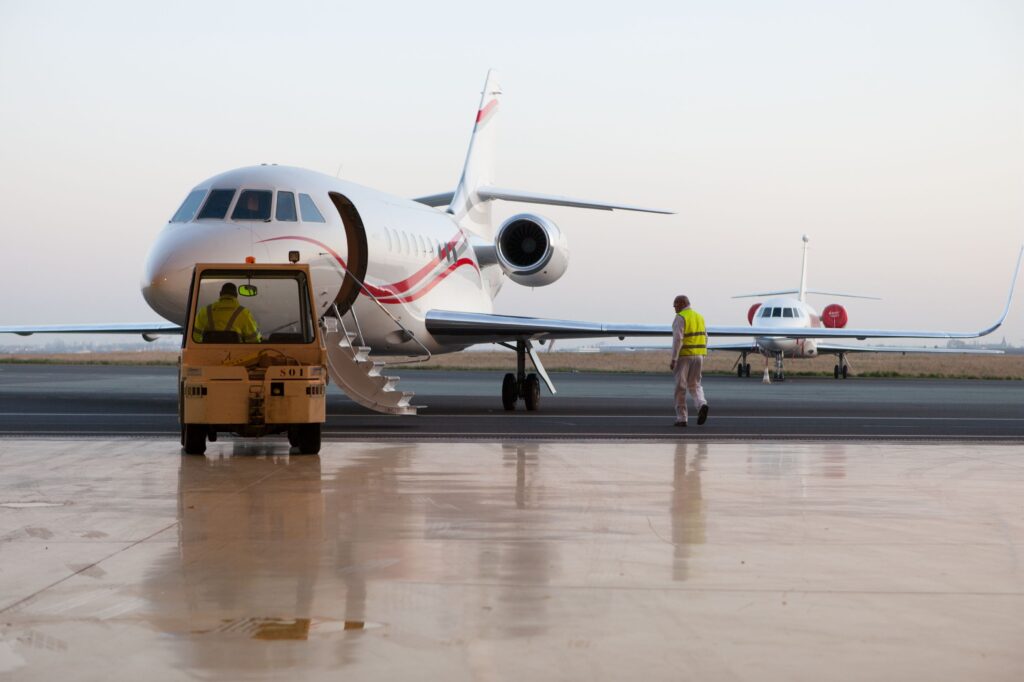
left=144, top=441, right=847, bottom=674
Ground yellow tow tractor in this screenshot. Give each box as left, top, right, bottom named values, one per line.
left=179, top=257, right=327, bottom=455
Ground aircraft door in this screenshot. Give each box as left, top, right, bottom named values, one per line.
left=329, top=192, right=369, bottom=314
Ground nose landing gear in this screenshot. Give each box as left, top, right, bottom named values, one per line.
left=772, top=352, right=786, bottom=382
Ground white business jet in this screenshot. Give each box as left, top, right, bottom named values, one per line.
left=2, top=72, right=1020, bottom=413
left=712, top=236, right=1006, bottom=381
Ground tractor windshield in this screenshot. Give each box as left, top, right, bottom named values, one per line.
left=191, top=270, right=315, bottom=344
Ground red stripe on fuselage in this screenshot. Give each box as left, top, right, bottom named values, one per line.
left=374, top=258, right=479, bottom=304
left=256, top=234, right=479, bottom=304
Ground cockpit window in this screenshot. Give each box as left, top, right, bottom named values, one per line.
left=276, top=192, right=297, bottom=222
left=231, top=190, right=272, bottom=221
left=171, top=189, right=207, bottom=223
left=760, top=307, right=771, bottom=317
left=197, top=189, right=237, bottom=220
left=299, top=194, right=326, bottom=223
left=783, top=308, right=794, bottom=318
left=771, top=308, right=782, bottom=318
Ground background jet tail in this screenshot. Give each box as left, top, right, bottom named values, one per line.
left=448, top=69, right=502, bottom=239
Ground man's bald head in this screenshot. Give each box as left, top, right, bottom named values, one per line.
left=673, top=295, right=690, bottom=313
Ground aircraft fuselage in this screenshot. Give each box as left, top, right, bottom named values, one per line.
left=143, top=165, right=500, bottom=355
left=751, top=296, right=822, bottom=358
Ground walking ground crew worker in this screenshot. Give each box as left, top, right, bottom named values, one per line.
left=670, top=294, right=709, bottom=427
left=193, top=283, right=262, bottom=343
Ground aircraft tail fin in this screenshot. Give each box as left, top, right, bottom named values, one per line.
left=448, top=69, right=502, bottom=239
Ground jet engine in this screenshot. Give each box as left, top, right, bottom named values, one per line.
left=747, top=303, right=762, bottom=325
left=821, top=303, right=848, bottom=328
left=494, top=213, right=569, bottom=287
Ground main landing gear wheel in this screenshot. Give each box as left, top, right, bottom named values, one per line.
left=182, top=423, right=206, bottom=455
left=501, top=340, right=544, bottom=411
left=744, top=363, right=751, bottom=377
left=841, top=364, right=849, bottom=380
left=502, top=373, right=518, bottom=411
left=833, top=364, right=840, bottom=379
left=737, top=364, right=744, bottom=378
left=524, top=374, right=541, bottom=411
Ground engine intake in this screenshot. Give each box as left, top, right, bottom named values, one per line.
left=495, top=214, right=569, bottom=287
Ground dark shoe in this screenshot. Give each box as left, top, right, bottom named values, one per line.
left=674, top=420, right=687, bottom=427
left=697, top=404, right=709, bottom=425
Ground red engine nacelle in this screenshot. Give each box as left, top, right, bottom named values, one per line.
left=821, top=303, right=848, bottom=328
left=747, top=303, right=762, bottom=325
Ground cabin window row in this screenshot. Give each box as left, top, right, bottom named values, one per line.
left=170, top=189, right=326, bottom=224
left=759, top=306, right=805, bottom=319
left=382, top=227, right=455, bottom=262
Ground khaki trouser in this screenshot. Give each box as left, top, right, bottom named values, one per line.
left=673, top=356, right=707, bottom=422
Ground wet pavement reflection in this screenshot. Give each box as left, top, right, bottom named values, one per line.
left=0, top=440, right=1022, bottom=680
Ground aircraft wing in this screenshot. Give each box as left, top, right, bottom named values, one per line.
left=0, top=322, right=183, bottom=339
left=424, top=305, right=1013, bottom=344
left=426, top=243, right=1020, bottom=344
left=816, top=343, right=1003, bottom=355
left=425, top=311, right=670, bottom=343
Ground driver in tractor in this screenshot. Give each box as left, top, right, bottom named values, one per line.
left=192, top=282, right=262, bottom=343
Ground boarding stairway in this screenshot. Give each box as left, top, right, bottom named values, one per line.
left=320, top=276, right=435, bottom=417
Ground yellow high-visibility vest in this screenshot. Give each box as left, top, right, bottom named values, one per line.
left=678, top=309, right=707, bottom=357
left=193, top=296, right=261, bottom=343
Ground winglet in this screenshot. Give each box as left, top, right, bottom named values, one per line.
left=976, top=244, right=1023, bottom=337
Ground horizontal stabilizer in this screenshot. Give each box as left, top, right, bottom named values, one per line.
left=732, top=289, right=879, bottom=300
left=805, top=290, right=881, bottom=300
left=477, top=186, right=673, bottom=214
left=414, top=187, right=673, bottom=214
left=732, top=290, right=798, bottom=299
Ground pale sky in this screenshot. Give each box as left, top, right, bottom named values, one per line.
left=1, top=0, right=1022, bottom=345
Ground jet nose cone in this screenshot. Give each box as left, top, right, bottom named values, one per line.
left=142, top=223, right=270, bottom=325
left=142, top=259, right=193, bottom=326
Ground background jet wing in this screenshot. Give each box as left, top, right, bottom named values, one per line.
left=816, top=342, right=1003, bottom=355
left=0, top=322, right=183, bottom=338
left=708, top=341, right=760, bottom=352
